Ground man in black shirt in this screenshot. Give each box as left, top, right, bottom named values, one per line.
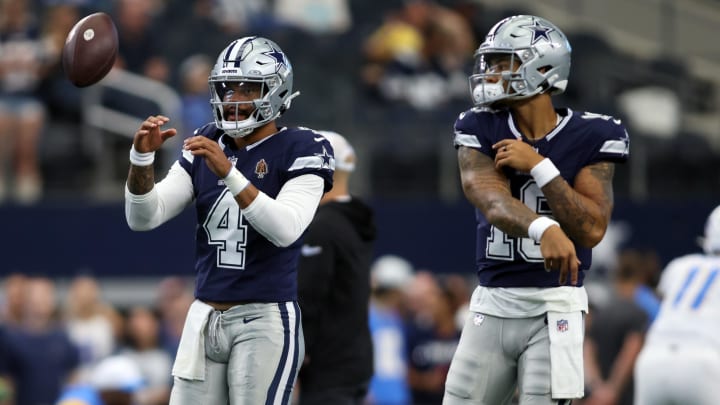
left=297, top=131, right=377, bottom=405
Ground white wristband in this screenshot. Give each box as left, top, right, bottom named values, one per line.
left=224, top=167, right=250, bottom=196
left=528, top=217, right=560, bottom=243
left=129, top=145, right=155, bottom=166
left=530, top=158, right=560, bottom=188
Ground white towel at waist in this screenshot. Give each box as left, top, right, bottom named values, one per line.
left=547, top=310, right=585, bottom=399
left=171, top=300, right=213, bottom=380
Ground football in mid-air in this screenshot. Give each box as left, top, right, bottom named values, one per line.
left=62, top=12, right=118, bottom=88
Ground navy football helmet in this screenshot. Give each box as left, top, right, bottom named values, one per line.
left=469, top=15, right=571, bottom=107
left=209, top=36, right=299, bottom=138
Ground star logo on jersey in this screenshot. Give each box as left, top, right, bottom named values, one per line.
left=519, top=19, right=555, bottom=44
left=255, top=159, right=268, bottom=179
left=315, top=146, right=333, bottom=169
left=228, top=156, right=238, bottom=166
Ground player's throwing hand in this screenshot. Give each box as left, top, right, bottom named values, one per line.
left=133, top=115, right=177, bottom=154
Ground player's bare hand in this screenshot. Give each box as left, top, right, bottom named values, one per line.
left=492, top=139, right=543, bottom=171
left=133, top=115, right=177, bottom=153
left=183, top=136, right=232, bottom=178
left=540, top=225, right=581, bottom=285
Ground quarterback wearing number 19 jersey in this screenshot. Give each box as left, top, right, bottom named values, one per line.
left=453, top=107, right=629, bottom=288
left=179, top=124, right=334, bottom=303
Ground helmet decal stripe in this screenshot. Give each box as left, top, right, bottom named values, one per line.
left=223, top=40, right=239, bottom=68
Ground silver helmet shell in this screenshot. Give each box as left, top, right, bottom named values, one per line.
left=209, top=36, right=298, bottom=138
left=469, top=15, right=571, bottom=108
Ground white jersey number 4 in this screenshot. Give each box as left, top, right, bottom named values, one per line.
left=203, top=189, right=248, bottom=270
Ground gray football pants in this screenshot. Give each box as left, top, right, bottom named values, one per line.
left=169, top=302, right=304, bottom=405
left=444, top=312, right=575, bottom=405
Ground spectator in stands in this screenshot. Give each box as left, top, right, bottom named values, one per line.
left=366, top=255, right=414, bottom=405
left=441, top=273, right=471, bottom=330
left=1, top=273, right=27, bottom=325
left=3, top=276, right=80, bottom=404
left=404, top=271, right=461, bottom=405
left=113, top=0, right=169, bottom=82
left=178, top=54, right=214, bottom=133
left=39, top=4, right=82, bottom=124
left=0, top=0, right=51, bottom=203
left=630, top=248, right=661, bottom=323
left=63, top=275, right=119, bottom=383
left=210, top=0, right=280, bottom=35
left=121, top=306, right=172, bottom=405
left=154, top=276, right=193, bottom=358
left=274, top=0, right=352, bottom=35
left=360, top=0, right=474, bottom=111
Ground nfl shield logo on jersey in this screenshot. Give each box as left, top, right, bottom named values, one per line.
left=556, top=319, right=569, bottom=332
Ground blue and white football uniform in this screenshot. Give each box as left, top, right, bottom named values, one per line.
left=634, top=252, right=720, bottom=405
left=180, top=124, right=333, bottom=303
left=445, top=107, right=629, bottom=405
left=127, top=124, right=333, bottom=405
left=454, top=107, right=629, bottom=288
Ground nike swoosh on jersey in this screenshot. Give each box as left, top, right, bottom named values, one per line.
left=301, top=244, right=323, bottom=256
left=243, top=315, right=262, bottom=324
left=313, top=137, right=325, bottom=142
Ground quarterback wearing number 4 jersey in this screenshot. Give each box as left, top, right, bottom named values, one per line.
left=125, top=36, right=333, bottom=405
left=443, top=15, right=628, bottom=405
left=178, top=124, right=333, bottom=302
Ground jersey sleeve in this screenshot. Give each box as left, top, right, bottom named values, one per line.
left=585, top=115, right=630, bottom=165
left=285, top=131, right=335, bottom=193
left=453, top=109, right=496, bottom=158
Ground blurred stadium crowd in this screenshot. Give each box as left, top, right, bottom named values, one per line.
left=0, top=249, right=664, bottom=405
left=1, top=0, right=720, bottom=404
left=1, top=0, right=719, bottom=203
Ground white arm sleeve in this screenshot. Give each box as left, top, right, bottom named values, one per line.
left=125, top=161, right=195, bottom=231
left=242, top=174, right=324, bottom=247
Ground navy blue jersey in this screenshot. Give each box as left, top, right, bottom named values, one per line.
left=179, top=125, right=334, bottom=302
left=454, top=108, right=629, bottom=288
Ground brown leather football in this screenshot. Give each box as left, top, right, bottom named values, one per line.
left=62, top=12, right=118, bottom=88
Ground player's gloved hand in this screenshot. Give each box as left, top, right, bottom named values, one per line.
left=133, top=115, right=177, bottom=153
left=540, top=225, right=581, bottom=285
left=183, top=135, right=233, bottom=179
